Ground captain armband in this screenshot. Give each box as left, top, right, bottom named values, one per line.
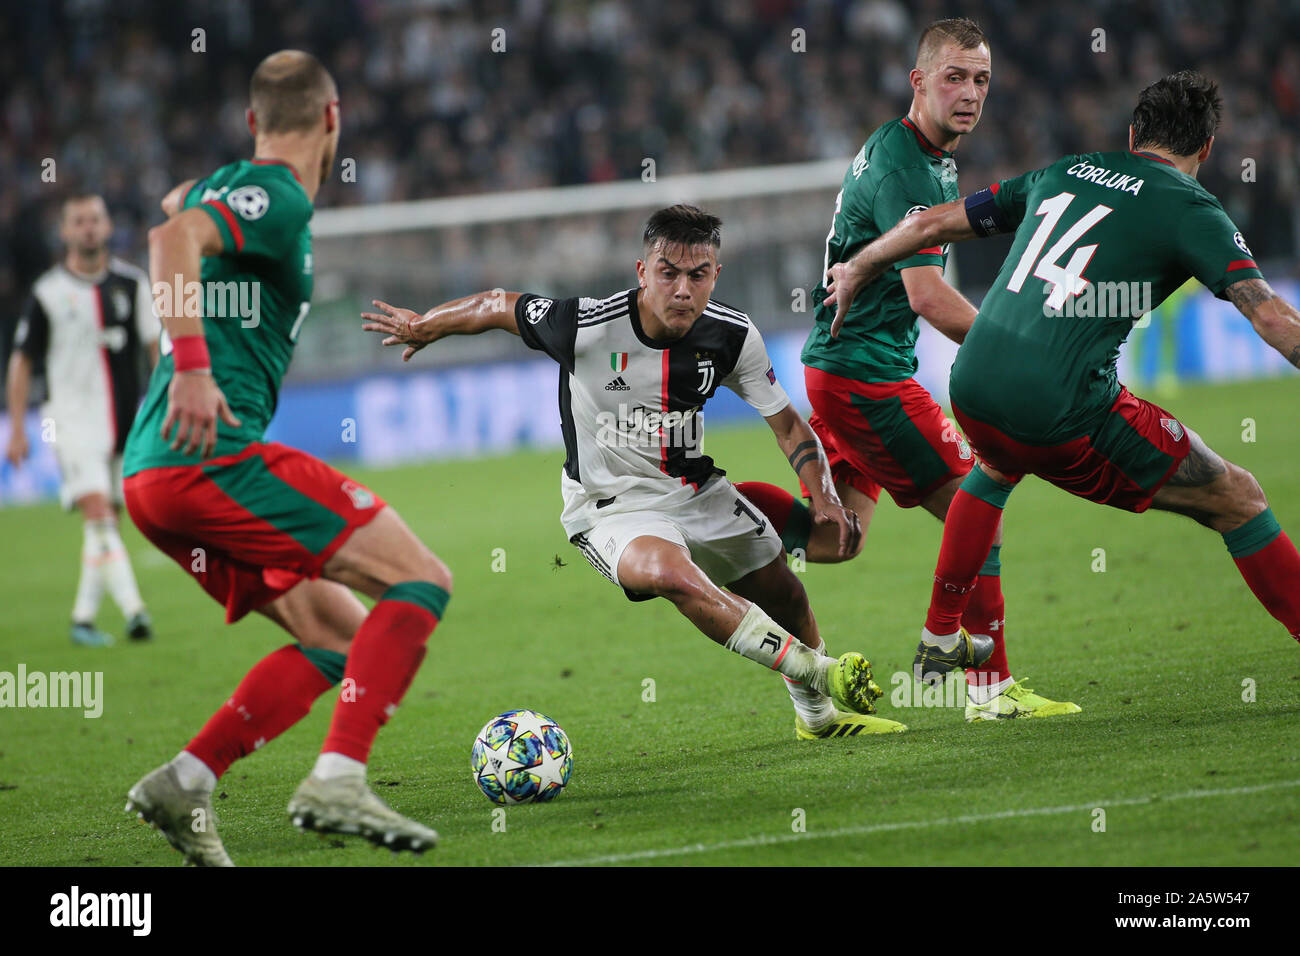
left=964, top=186, right=1012, bottom=238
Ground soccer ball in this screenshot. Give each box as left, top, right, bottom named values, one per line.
left=471, top=709, right=573, bottom=805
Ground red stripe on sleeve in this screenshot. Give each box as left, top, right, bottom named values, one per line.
left=204, top=201, right=245, bottom=252
left=1226, top=259, right=1258, bottom=272
left=92, top=286, right=118, bottom=446
left=918, top=246, right=943, bottom=256
left=988, top=182, right=1001, bottom=194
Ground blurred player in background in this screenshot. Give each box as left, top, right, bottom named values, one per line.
left=6, top=194, right=158, bottom=647
left=364, top=204, right=902, bottom=739
left=824, top=71, right=1300, bottom=660
left=122, top=50, right=454, bottom=866
left=737, top=18, right=1077, bottom=720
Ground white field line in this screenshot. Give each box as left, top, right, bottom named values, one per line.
left=534, top=778, right=1300, bottom=867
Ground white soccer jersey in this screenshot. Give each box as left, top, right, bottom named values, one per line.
left=13, top=259, right=158, bottom=455
left=515, top=288, right=790, bottom=537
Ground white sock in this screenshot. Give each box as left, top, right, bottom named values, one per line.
left=967, top=674, right=1014, bottom=706
left=724, top=603, right=831, bottom=695
left=921, top=626, right=962, bottom=652
left=785, top=675, right=836, bottom=729
left=72, top=522, right=106, bottom=623
left=313, top=752, right=366, bottom=781
left=171, top=751, right=217, bottom=793
left=88, top=518, right=145, bottom=618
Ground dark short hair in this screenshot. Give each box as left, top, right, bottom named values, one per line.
left=642, top=204, right=722, bottom=254
left=916, top=17, right=988, bottom=68
left=250, top=49, right=336, bottom=134
left=60, top=193, right=107, bottom=219
left=1132, top=70, right=1221, bottom=157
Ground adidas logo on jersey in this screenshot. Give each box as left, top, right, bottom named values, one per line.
left=605, top=377, right=631, bottom=391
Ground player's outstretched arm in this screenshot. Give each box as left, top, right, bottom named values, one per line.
left=1225, top=278, right=1300, bottom=369
left=148, top=208, right=242, bottom=458
left=825, top=199, right=977, bottom=337
left=764, top=405, right=862, bottom=559
left=361, top=292, right=523, bottom=362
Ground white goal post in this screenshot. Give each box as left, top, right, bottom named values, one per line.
left=297, top=159, right=853, bottom=378
left=312, top=159, right=849, bottom=238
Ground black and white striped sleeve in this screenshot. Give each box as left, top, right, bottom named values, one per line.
left=13, top=293, right=50, bottom=365
left=722, top=322, right=790, bottom=417
left=515, top=294, right=579, bottom=373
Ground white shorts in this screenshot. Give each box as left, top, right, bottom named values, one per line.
left=54, top=441, right=123, bottom=511
left=569, top=477, right=783, bottom=601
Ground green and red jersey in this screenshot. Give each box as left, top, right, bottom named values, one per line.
left=952, top=150, right=1263, bottom=443
left=124, top=159, right=314, bottom=474
left=803, top=116, right=961, bottom=383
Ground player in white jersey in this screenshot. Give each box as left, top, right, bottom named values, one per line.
left=5, top=194, right=159, bottom=646
left=363, top=204, right=905, bottom=737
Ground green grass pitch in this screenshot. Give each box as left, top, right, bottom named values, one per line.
left=1, top=377, right=1297, bottom=866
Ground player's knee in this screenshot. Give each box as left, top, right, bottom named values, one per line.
left=842, top=530, right=865, bottom=561
left=643, top=559, right=707, bottom=604
left=391, top=540, right=453, bottom=595
left=1194, top=462, right=1268, bottom=533
left=418, top=551, right=453, bottom=595
left=1226, top=463, right=1268, bottom=524
left=808, top=521, right=863, bottom=563
left=77, top=493, right=113, bottom=521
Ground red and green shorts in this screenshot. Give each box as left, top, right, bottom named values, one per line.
left=801, top=366, right=974, bottom=509
left=124, top=442, right=385, bottom=623
left=953, top=386, right=1190, bottom=513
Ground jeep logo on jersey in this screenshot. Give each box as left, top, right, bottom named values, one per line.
left=595, top=404, right=704, bottom=457
left=227, top=185, right=270, bottom=220
left=1160, top=418, right=1186, bottom=442
left=341, top=480, right=375, bottom=510
left=1234, top=232, right=1253, bottom=257
left=524, top=298, right=553, bottom=324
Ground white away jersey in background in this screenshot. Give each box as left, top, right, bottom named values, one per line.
left=13, top=260, right=158, bottom=455
left=515, top=288, right=790, bottom=536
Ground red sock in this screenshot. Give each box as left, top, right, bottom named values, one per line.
left=321, top=584, right=447, bottom=763
left=928, top=489, right=1004, bottom=634
left=735, top=481, right=797, bottom=535
left=187, top=645, right=334, bottom=779
left=735, top=480, right=813, bottom=553
left=963, top=572, right=1009, bottom=684
left=1232, top=532, right=1300, bottom=640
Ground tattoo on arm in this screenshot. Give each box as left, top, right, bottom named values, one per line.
left=1225, top=278, right=1277, bottom=315
left=787, top=439, right=819, bottom=475
left=1289, top=344, right=1300, bottom=370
